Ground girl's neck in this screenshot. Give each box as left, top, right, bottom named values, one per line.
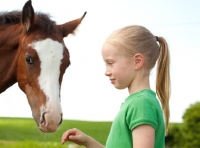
left=128, top=74, right=150, bottom=95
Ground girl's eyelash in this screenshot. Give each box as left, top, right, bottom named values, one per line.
left=104, top=63, right=112, bottom=66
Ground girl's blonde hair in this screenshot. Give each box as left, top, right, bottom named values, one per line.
left=106, top=25, right=170, bottom=133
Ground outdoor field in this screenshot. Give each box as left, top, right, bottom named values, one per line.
left=0, top=117, right=112, bottom=148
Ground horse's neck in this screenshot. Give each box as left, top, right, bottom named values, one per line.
left=0, top=25, right=21, bottom=93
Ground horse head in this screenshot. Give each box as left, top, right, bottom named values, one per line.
left=16, top=0, right=86, bottom=132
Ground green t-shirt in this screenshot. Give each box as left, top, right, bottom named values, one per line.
left=105, top=89, right=165, bottom=148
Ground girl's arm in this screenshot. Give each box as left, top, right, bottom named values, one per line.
left=132, top=124, right=155, bottom=148
left=61, top=128, right=104, bottom=148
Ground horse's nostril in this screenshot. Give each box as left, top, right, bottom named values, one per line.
left=59, top=117, right=63, bottom=125
left=40, top=112, right=46, bottom=125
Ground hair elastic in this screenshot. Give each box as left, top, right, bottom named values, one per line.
left=155, top=36, right=158, bottom=41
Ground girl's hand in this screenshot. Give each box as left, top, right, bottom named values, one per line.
left=61, top=128, right=104, bottom=148
left=61, top=128, right=88, bottom=146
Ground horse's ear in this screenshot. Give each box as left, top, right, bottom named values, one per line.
left=58, top=12, right=87, bottom=37
left=22, top=0, right=35, bottom=33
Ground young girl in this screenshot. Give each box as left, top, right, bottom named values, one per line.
left=61, top=25, right=170, bottom=148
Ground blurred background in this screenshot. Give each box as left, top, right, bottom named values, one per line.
left=0, top=0, right=200, bottom=147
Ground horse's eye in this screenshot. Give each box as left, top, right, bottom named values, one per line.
left=25, top=56, right=34, bottom=65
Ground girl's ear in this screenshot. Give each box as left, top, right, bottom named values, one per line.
left=133, top=53, right=144, bottom=70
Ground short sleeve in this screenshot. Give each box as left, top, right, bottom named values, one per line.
left=126, top=96, right=158, bottom=130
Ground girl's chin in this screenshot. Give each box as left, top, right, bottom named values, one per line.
left=113, top=84, right=126, bottom=90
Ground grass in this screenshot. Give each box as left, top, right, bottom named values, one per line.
left=0, top=140, right=65, bottom=148
left=0, top=117, right=112, bottom=148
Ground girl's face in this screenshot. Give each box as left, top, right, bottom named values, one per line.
left=102, top=43, right=135, bottom=89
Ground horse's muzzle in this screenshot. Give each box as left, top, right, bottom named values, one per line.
left=38, top=112, right=63, bottom=133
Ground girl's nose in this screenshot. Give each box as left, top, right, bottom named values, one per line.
left=105, top=68, right=111, bottom=76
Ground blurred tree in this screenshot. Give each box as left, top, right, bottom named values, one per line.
left=165, top=102, right=200, bottom=148
left=182, top=102, right=200, bottom=147
left=165, top=123, right=184, bottom=148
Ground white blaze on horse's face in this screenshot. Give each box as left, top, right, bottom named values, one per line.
left=29, top=38, right=63, bottom=132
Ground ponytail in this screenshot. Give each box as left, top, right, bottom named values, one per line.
left=156, top=37, right=171, bottom=134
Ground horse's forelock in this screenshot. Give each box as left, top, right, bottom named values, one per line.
left=35, top=13, right=56, bottom=35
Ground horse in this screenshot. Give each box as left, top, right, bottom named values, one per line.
left=0, top=0, right=86, bottom=132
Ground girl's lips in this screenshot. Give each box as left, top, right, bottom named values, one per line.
left=110, top=79, right=115, bottom=84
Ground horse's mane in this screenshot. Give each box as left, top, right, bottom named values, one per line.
left=0, top=11, right=56, bottom=34
left=0, top=11, right=21, bottom=24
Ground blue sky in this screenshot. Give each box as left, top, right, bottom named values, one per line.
left=0, top=0, right=200, bottom=123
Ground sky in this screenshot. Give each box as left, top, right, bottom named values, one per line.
left=0, top=0, right=200, bottom=123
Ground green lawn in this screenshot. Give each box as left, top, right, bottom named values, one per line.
left=0, top=117, right=112, bottom=148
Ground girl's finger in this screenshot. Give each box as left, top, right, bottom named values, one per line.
left=61, top=129, right=78, bottom=144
